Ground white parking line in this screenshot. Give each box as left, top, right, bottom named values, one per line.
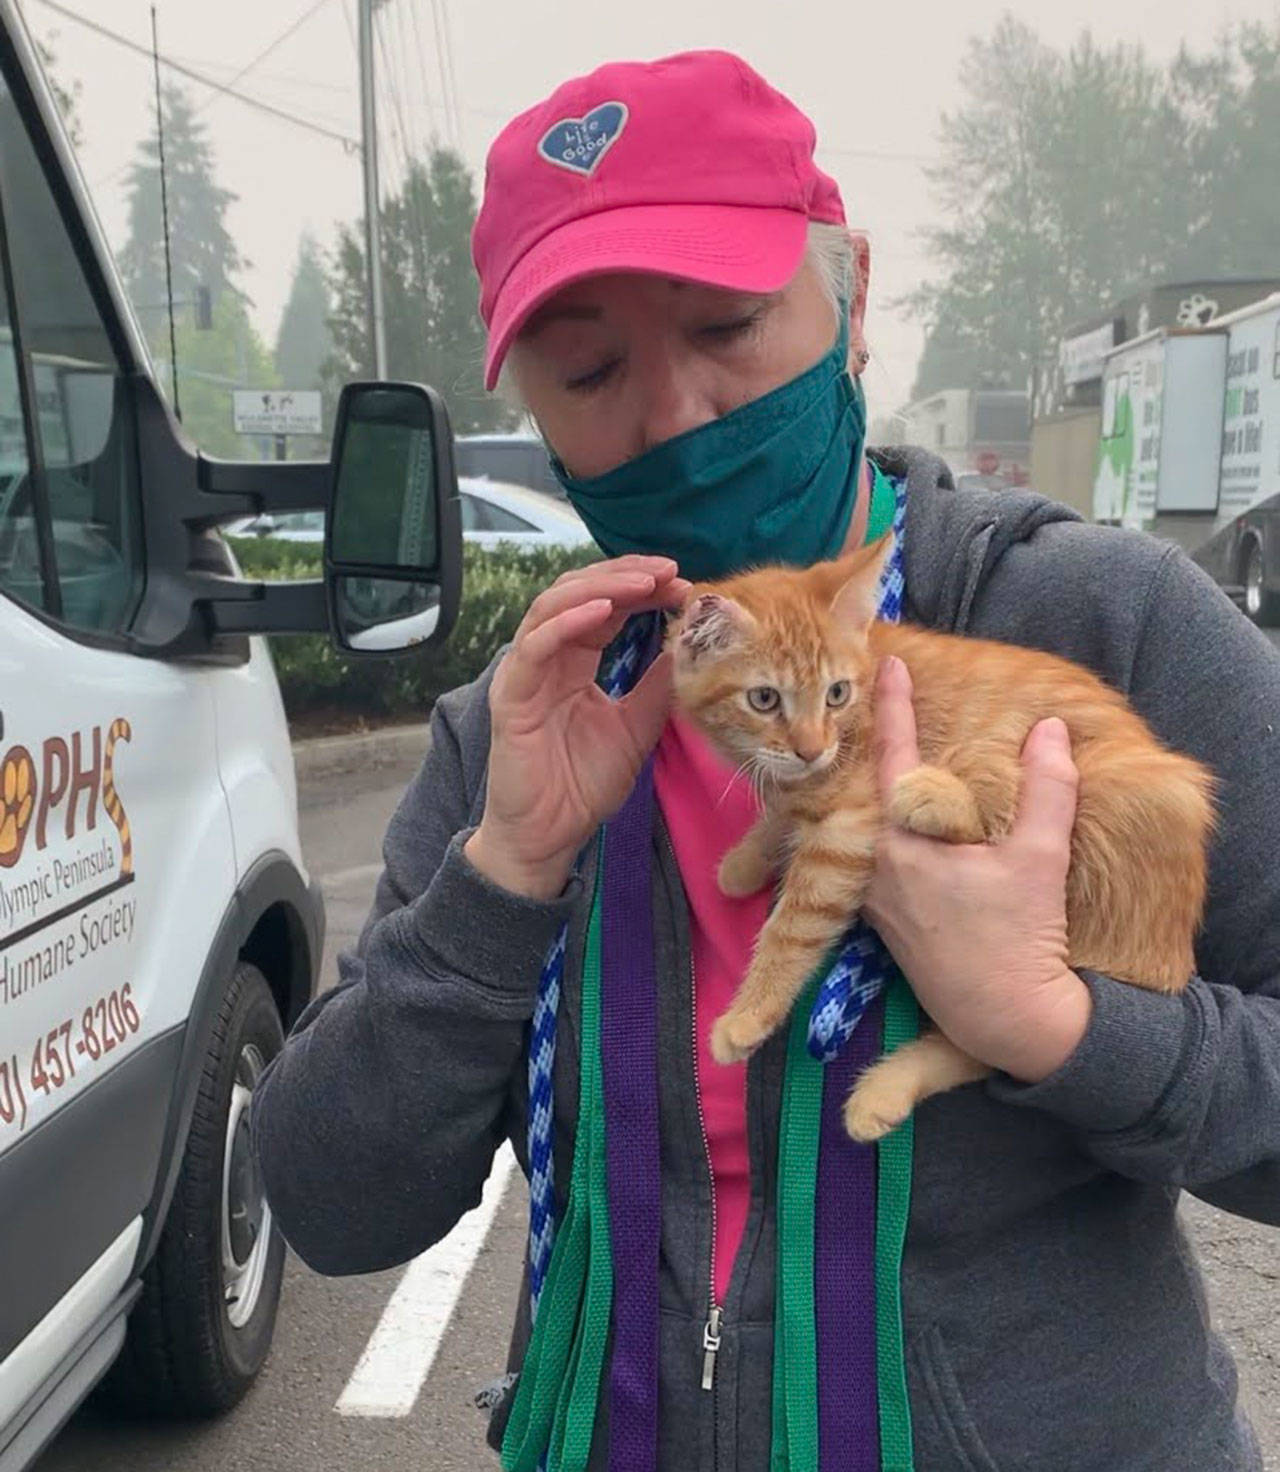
left=321, top=861, right=384, bottom=890
left=335, top=1143, right=518, bottom=1419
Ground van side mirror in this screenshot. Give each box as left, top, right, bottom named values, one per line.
left=326, top=382, right=462, bottom=654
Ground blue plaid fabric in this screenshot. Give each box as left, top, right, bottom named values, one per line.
left=806, top=476, right=908, bottom=1061
left=525, top=471, right=908, bottom=1313
left=526, top=614, right=654, bottom=1319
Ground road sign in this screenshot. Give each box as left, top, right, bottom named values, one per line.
left=232, top=389, right=323, bottom=436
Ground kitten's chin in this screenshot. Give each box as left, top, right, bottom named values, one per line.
left=776, top=747, right=839, bottom=784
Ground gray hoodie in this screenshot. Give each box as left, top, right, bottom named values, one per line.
left=252, top=447, right=1280, bottom=1471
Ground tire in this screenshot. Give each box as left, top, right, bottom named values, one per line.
left=1243, top=540, right=1280, bottom=626
left=98, top=960, right=286, bottom=1417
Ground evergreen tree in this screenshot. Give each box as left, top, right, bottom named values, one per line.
left=326, top=146, right=516, bottom=435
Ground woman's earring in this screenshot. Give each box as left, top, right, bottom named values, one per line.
left=855, top=348, right=871, bottom=368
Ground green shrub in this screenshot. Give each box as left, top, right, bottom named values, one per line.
left=228, top=536, right=600, bottom=722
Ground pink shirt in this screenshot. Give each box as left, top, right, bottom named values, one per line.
left=653, top=713, right=769, bottom=1307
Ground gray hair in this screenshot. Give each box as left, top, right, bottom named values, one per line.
left=804, top=219, right=856, bottom=321
left=496, top=220, right=856, bottom=405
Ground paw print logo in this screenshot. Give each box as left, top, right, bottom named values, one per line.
left=1177, top=293, right=1219, bottom=328
left=0, top=745, right=36, bottom=869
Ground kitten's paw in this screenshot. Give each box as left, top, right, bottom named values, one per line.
left=844, top=1067, right=917, bottom=1142
left=717, top=843, right=771, bottom=898
left=889, top=767, right=984, bottom=844
left=709, top=1003, right=783, bottom=1065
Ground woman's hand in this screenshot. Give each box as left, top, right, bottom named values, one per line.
left=465, top=557, right=690, bottom=900
left=862, top=656, right=1093, bottom=1083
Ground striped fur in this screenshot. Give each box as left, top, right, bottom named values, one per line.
left=671, top=541, right=1215, bottom=1136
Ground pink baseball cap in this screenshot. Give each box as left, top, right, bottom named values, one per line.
left=472, top=49, right=846, bottom=389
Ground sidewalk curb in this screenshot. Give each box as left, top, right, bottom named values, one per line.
left=291, top=722, right=431, bottom=782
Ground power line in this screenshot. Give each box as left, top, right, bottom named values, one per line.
left=191, top=0, right=335, bottom=120
left=427, top=0, right=459, bottom=147
left=818, top=144, right=935, bottom=167
left=33, top=0, right=359, bottom=148
left=395, top=0, right=434, bottom=162
left=405, top=0, right=438, bottom=150
left=437, top=0, right=462, bottom=146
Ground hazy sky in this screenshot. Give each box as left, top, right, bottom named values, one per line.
left=20, top=0, right=1270, bottom=414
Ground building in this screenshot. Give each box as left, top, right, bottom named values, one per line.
left=884, top=388, right=1030, bottom=485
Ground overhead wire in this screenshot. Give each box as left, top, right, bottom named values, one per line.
left=397, top=0, right=436, bottom=164
left=190, top=0, right=335, bottom=121
left=377, top=1, right=432, bottom=293
left=426, top=0, right=458, bottom=147
left=405, top=0, right=440, bottom=151
left=33, top=0, right=359, bottom=147
left=437, top=0, right=461, bottom=147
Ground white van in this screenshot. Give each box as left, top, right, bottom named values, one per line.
left=0, top=6, right=462, bottom=1466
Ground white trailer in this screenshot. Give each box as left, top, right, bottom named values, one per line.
left=1091, top=294, right=1280, bottom=622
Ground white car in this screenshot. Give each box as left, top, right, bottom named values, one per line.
left=227, top=476, right=595, bottom=554
left=456, top=477, right=593, bottom=551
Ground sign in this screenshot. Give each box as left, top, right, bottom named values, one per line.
left=1060, top=321, right=1117, bottom=386
left=232, top=390, right=322, bottom=437
left=1093, top=336, right=1164, bottom=528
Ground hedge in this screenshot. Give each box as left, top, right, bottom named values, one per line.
left=228, top=536, right=599, bottom=721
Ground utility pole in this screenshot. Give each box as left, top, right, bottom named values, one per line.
left=358, top=0, right=388, bottom=378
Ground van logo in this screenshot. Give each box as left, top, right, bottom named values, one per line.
left=0, top=719, right=132, bottom=874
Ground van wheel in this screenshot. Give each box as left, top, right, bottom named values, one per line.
left=99, top=961, right=286, bottom=1417
left=1243, top=541, right=1280, bottom=626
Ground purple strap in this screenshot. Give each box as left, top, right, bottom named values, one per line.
left=600, top=754, right=660, bottom=1472
left=816, top=989, right=884, bottom=1469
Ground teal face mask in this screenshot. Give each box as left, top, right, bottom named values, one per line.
left=550, top=314, right=865, bottom=582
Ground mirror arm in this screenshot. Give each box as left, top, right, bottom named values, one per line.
left=199, top=457, right=332, bottom=514
left=206, top=578, right=329, bottom=636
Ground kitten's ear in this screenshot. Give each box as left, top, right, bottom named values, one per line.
left=678, top=593, right=755, bottom=661
left=829, top=532, right=895, bottom=631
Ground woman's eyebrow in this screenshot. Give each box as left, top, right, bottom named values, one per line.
left=523, top=302, right=603, bottom=337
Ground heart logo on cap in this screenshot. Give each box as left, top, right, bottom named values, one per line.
left=537, top=101, right=628, bottom=177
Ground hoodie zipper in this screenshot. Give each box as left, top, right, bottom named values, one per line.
left=662, top=827, right=723, bottom=1467
left=691, top=947, right=724, bottom=1470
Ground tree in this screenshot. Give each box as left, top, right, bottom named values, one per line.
left=119, top=84, right=245, bottom=329
left=326, top=147, right=517, bottom=435
left=153, top=306, right=278, bottom=459
left=35, top=34, right=82, bottom=148
left=1169, top=24, right=1280, bottom=279
left=905, top=17, right=1194, bottom=400
left=117, top=82, right=276, bottom=455
left=275, top=233, right=333, bottom=391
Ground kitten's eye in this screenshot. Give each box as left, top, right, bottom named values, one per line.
left=826, top=680, right=852, bottom=708
left=747, top=686, right=780, bottom=713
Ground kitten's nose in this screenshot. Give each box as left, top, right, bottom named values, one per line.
left=792, top=730, right=826, bottom=764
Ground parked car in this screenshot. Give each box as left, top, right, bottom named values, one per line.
left=456, top=478, right=593, bottom=551
left=453, top=431, right=562, bottom=498
left=228, top=477, right=595, bottom=554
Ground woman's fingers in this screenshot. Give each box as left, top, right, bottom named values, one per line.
left=617, top=649, right=674, bottom=755
left=559, top=554, right=679, bottom=585
left=1007, top=718, right=1078, bottom=868
left=518, top=566, right=690, bottom=642
left=874, top=655, right=921, bottom=805
left=503, top=598, right=617, bottom=700
left=519, top=570, right=655, bottom=639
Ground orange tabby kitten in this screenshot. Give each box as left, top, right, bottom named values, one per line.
left=670, top=536, right=1215, bottom=1142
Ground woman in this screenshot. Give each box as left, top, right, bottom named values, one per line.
left=252, top=50, right=1280, bottom=1471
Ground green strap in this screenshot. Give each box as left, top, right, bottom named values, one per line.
left=770, top=968, right=830, bottom=1471
left=875, top=973, right=919, bottom=1471
left=866, top=461, right=897, bottom=544
left=770, top=961, right=920, bottom=1472
left=502, top=843, right=612, bottom=1472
